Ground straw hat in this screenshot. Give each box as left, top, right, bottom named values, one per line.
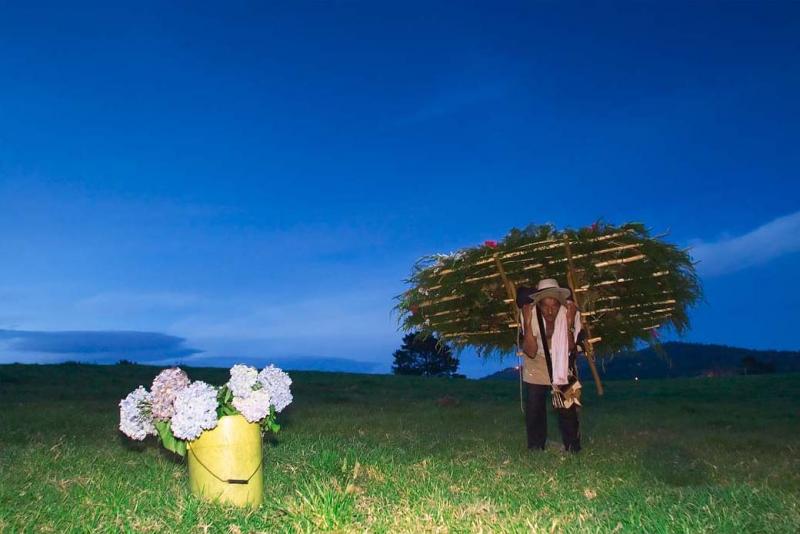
left=532, top=278, right=571, bottom=305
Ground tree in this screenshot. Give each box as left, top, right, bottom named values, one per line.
left=741, top=356, right=775, bottom=375
left=392, top=332, right=459, bottom=377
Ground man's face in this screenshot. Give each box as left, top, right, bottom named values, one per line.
left=538, top=297, right=561, bottom=322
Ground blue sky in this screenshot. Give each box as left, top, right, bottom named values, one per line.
left=1, top=2, right=799, bottom=377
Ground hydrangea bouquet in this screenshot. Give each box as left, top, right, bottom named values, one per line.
left=119, top=364, right=292, bottom=456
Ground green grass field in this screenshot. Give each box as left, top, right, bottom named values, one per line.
left=1, top=364, right=798, bottom=533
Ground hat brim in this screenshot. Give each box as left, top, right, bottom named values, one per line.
left=532, top=287, right=571, bottom=305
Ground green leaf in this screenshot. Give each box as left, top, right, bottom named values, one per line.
left=261, top=414, right=280, bottom=434
left=174, top=439, right=187, bottom=457
left=153, top=420, right=187, bottom=457
left=216, top=385, right=240, bottom=418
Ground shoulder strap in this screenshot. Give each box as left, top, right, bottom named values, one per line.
left=535, top=307, right=554, bottom=384
left=537, top=307, right=568, bottom=408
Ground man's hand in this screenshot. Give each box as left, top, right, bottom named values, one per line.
left=565, top=300, right=578, bottom=352
left=521, top=303, right=538, bottom=358
left=565, top=300, right=578, bottom=325
left=522, top=303, right=533, bottom=329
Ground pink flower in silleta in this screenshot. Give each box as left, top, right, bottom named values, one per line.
left=650, top=329, right=660, bottom=340
left=150, top=367, right=190, bottom=420
left=484, top=240, right=498, bottom=248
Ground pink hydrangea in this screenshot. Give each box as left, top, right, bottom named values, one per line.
left=150, top=367, right=190, bottom=420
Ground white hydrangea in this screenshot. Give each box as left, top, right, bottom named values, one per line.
left=232, top=388, right=271, bottom=423
left=228, top=364, right=259, bottom=399
left=257, top=365, right=293, bottom=413
left=170, top=381, right=219, bottom=440
left=119, top=386, right=156, bottom=441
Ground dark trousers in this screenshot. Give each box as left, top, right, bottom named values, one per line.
left=525, top=383, right=581, bottom=452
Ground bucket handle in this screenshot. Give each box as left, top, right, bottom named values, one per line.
left=188, top=446, right=263, bottom=485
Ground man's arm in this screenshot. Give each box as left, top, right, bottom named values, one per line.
left=566, top=300, right=578, bottom=352
left=522, top=304, right=538, bottom=358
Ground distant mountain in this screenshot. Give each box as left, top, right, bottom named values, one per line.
left=270, top=356, right=387, bottom=374
left=169, top=355, right=387, bottom=374
left=482, top=341, right=800, bottom=381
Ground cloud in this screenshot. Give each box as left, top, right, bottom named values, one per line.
left=0, top=329, right=202, bottom=364
left=152, top=353, right=387, bottom=374
left=690, top=210, right=800, bottom=276
left=0, top=328, right=392, bottom=373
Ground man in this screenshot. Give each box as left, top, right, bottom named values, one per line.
left=519, top=278, right=582, bottom=453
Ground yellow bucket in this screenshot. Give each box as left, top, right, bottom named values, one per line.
left=187, top=414, right=264, bottom=507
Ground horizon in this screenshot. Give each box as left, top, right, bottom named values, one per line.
left=1, top=2, right=799, bottom=378
left=2, top=339, right=798, bottom=381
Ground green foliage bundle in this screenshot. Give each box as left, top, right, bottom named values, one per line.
left=396, top=222, right=701, bottom=358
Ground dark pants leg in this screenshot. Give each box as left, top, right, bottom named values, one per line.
left=526, top=383, right=582, bottom=452
left=556, top=406, right=581, bottom=453
left=525, top=383, right=548, bottom=449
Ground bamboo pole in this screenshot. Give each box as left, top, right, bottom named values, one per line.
left=428, top=304, right=674, bottom=331
left=574, top=271, right=670, bottom=293
left=593, top=254, right=647, bottom=268
left=417, top=294, right=463, bottom=307
left=493, top=254, right=521, bottom=320
left=421, top=268, right=671, bottom=307
left=503, top=242, right=641, bottom=268
left=429, top=240, right=646, bottom=289
left=624, top=312, right=674, bottom=323
left=442, top=330, right=505, bottom=338
left=492, top=254, right=528, bottom=415
left=581, top=299, right=677, bottom=316
left=464, top=271, right=503, bottom=283
left=430, top=248, right=647, bottom=291
left=618, top=325, right=664, bottom=335
left=429, top=311, right=510, bottom=328
left=593, top=290, right=672, bottom=303
left=564, top=238, right=604, bottom=396
left=434, top=229, right=636, bottom=274
left=626, top=308, right=674, bottom=317
left=427, top=308, right=460, bottom=317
